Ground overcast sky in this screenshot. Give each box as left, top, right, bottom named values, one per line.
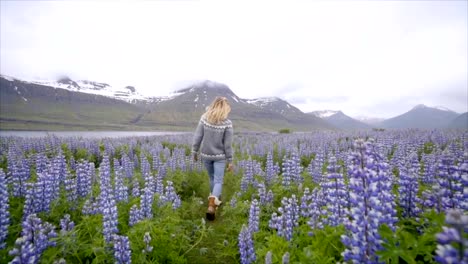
left=1, top=0, right=467, bottom=118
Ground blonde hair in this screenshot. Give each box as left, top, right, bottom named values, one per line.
left=204, top=97, right=231, bottom=124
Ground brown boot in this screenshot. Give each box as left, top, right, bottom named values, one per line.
left=206, top=195, right=222, bottom=221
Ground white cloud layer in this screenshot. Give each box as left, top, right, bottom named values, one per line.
left=1, top=0, right=467, bottom=118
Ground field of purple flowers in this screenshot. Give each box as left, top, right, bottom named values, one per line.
left=0, top=130, right=467, bottom=263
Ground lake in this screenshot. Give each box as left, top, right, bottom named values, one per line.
left=0, top=131, right=190, bottom=138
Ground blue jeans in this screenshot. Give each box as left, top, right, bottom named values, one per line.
left=203, top=159, right=226, bottom=198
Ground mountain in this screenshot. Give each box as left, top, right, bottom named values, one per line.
left=448, top=112, right=468, bottom=129
left=308, top=110, right=370, bottom=130
left=380, top=104, right=460, bottom=129
left=31, top=76, right=151, bottom=103
left=0, top=76, right=334, bottom=131
left=0, top=75, right=147, bottom=130
left=323, top=111, right=371, bottom=130
left=139, top=80, right=334, bottom=131
left=246, top=97, right=303, bottom=116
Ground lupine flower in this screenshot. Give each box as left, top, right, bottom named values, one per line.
left=131, top=176, right=141, bottom=198
left=436, top=152, right=463, bottom=210
left=281, top=156, right=292, bottom=187
left=265, top=152, right=277, bottom=186
left=238, top=224, right=256, bottom=264
left=435, top=209, right=468, bottom=264
left=82, top=196, right=100, bottom=215
left=398, top=165, right=422, bottom=219
left=114, top=167, right=128, bottom=203
left=160, top=181, right=181, bottom=209
left=269, top=195, right=299, bottom=241
left=230, top=195, right=238, bottom=208
left=142, top=232, right=153, bottom=254
left=65, top=170, right=77, bottom=205
left=265, top=251, right=272, bottom=264
left=9, top=214, right=57, bottom=263
left=0, top=169, right=9, bottom=249
left=99, top=155, right=118, bottom=244
left=240, top=158, right=255, bottom=192
left=321, top=156, right=349, bottom=226
left=249, top=199, right=260, bottom=233
left=341, top=139, right=397, bottom=264
left=113, top=234, right=132, bottom=264
left=60, top=214, right=75, bottom=235
left=282, top=252, right=290, bottom=264
left=129, top=204, right=143, bottom=227
left=459, top=152, right=468, bottom=211
left=76, top=160, right=92, bottom=198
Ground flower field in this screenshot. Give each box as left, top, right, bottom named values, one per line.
left=0, top=130, right=467, bottom=263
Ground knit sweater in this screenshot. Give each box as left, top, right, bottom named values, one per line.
left=192, top=115, right=233, bottom=162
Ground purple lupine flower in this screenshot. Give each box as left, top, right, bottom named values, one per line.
left=300, top=187, right=312, bottom=218
left=59, top=214, right=75, bottom=235
left=435, top=209, right=468, bottom=264
left=341, top=139, right=397, bottom=264
left=422, top=153, right=437, bottom=185
left=321, top=156, right=349, bottom=226
left=114, top=167, right=128, bottom=203
left=9, top=214, right=57, bottom=264
left=289, top=152, right=303, bottom=183
left=436, top=152, right=463, bottom=210
left=240, top=158, right=255, bottom=192
left=0, top=169, right=9, bottom=249
left=82, top=196, right=100, bottom=215
left=121, top=153, right=134, bottom=178
left=269, top=195, right=299, bottom=241
left=113, top=234, right=132, bottom=264
left=249, top=199, right=260, bottom=233
left=159, top=181, right=181, bottom=210
left=154, top=165, right=165, bottom=195
left=142, top=232, right=153, bottom=254
left=459, top=152, right=468, bottom=211
left=230, top=194, right=238, bottom=208
left=306, top=187, right=326, bottom=231
left=398, top=166, right=422, bottom=219
left=131, top=176, right=141, bottom=198
left=238, top=224, right=256, bottom=264
left=65, top=170, right=78, bottom=205
left=129, top=204, right=143, bottom=227
left=35, top=153, right=48, bottom=175
left=99, top=155, right=119, bottom=244
left=282, top=252, right=290, bottom=264
left=265, top=251, right=272, bottom=264
left=140, top=155, right=151, bottom=180
left=265, top=151, right=277, bottom=186
left=281, top=157, right=292, bottom=187
left=76, top=160, right=92, bottom=198
left=140, top=186, right=153, bottom=219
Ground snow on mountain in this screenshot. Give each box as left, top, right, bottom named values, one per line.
left=309, top=110, right=340, bottom=118
left=246, top=97, right=302, bottom=115
left=26, top=76, right=152, bottom=103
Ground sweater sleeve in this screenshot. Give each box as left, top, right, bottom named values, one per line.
left=224, top=125, right=233, bottom=162
left=192, top=120, right=204, bottom=153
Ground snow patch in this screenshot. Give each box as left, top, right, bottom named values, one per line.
left=1, top=75, right=16, bottom=81
left=231, top=95, right=239, bottom=103
left=312, top=110, right=339, bottom=118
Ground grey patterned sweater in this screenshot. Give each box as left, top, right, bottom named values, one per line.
left=192, top=115, right=233, bottom=162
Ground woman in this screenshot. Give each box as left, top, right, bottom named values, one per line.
left=192, top=96, right=234, bottom=220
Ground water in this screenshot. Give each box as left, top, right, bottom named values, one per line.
left=0, top=131, right=190, bottom=138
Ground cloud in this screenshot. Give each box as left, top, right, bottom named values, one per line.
left=1, top=0, right=466, bottom=118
